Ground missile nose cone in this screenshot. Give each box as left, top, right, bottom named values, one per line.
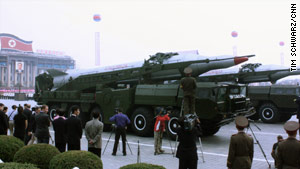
left=234, top=57, right=248, bottom=65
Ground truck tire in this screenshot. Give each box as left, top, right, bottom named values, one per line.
left=166, top=111, right=180, bottom=140
left=279, top=114, right=292, bottom=122
left=202, top=126, right=220, bottom=136
left=131, top=107, right=154, bottom=137
left=258, top=103, right=280, bottom=123
left=248, top=112, right=260, bottom=121
left=49, top=105, right=59, bottom=121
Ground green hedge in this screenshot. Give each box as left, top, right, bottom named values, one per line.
left=0, top=136, right=25, bottom=162
left=120, top=163, right=166, bottom=169
left=49, top=150, right=102, bottom=169
left=0, top=162, right=39, bottom=169
left=13, top=144, right=60, bottom=169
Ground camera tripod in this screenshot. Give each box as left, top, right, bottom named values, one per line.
left=102, top=124, right=133, bottom=155
left=247, top=120, right=271, bottom=169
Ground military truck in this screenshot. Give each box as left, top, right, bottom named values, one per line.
left=248, top=85, right=300, bottom=123
left=34, top=53, right=255, bottom=138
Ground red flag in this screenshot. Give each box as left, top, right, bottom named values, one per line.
left=0, top=34, right=33, bottom=52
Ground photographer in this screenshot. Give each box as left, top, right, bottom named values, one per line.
left=154, top=107, right=170, bottom=155
left=175, top=114, right=201, bottom=169
left=109, top=108, right=130, bottom=156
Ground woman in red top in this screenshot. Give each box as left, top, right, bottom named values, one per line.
left=154, top=107, right=170, bottom=155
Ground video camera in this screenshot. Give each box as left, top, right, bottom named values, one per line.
left=183, top=114, right=198, bottom=131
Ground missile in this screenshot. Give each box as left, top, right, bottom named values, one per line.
left=198, top=63, right=300, bottom=84
left=46, top=53, right=253, bottom=89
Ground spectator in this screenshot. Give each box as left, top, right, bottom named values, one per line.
left=227, top=116, right=253, bottom=169
left=35, top=105, right=50, bottom=144
left=23, top=104, right=32, bottom=144
left=180, top=67, right=197, bottom=115
left=154, top=107, right=170, bottom=155
left=13, top=106, right=27, bottom=141
left=277, top=121, right=300, bottom=169
left=295, top=96, right=300, bottom=135
left=0, top=103, right=8, bottom=135
left=65, top=106, right=82, bottom=150
left=53, top=108, right=67, bottom=152
left=271, top=135, right=284, bottom=168
left=85, top=111, right=103, bottom=157
left=6, top=105, right=17, bottom=136
left=27, top=106, right=41, bottom=145
left=109, top=108, right=130, bottom=156
left=175, top=116, right=200, bottom=169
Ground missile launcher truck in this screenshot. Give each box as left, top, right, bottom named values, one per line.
left=34, top=52, right=255, bottom=139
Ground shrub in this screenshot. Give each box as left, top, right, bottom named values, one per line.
left=120, top=163, right=166, bottom=169
left=0, top=136, right=25, bottom=162
left=13, top=144, right=60, bottom=169
left=0, top=162, right=39, bottom=169
left=49, top=150, right=102, bottom=169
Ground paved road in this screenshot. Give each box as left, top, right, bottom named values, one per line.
left=47, top=117, right=297, bottom=169
left=1, top=100, right=296, bottom=168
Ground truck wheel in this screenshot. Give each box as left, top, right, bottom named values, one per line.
left=279, top=114, right=292, bottom=122
left=258, top=103, right=280, bottom=123
left=166, top=111, right=180, bottom=140
left=248, top=112, right=260, bottom=121
left=49, top=105, right=59, bottom=121
left=131, top=107, right=154, bottom=137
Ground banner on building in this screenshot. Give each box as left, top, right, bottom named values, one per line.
left=0, top=33, right=33, bottom=52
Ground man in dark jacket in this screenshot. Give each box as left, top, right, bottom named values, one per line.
left=65, top=106, right=82, bottom=150
left=175, top=116, right=200, bottom=169
left=0, top=103, right=8, bottom=135
left=23, top=104, right=32, bottom=144
left=52, top=108, right=67, bottom=152
left=35, top=105, right=50, bottom=144
left=28, top=106, right=41, bottom=145
left=180, top=67, right=197, bottom=115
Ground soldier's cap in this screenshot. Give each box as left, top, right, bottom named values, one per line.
left=235, top=116, right=248, bottom=128
left=184, top=67, right=193, bottom=74
left=284, top=121, right=299, bottom=132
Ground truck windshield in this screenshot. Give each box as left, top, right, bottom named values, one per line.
left=217, top=87, right=227, bottom=101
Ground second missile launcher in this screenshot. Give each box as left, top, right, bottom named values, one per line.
left=34, top=52, right=255, bottom=138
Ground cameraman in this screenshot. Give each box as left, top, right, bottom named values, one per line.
left=154, top=107, right=170, bottom=155
left=175, top=115, right=201, bottom=169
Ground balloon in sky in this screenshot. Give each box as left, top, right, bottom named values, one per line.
left=93, top=14, right=101, bottom=22
left=279, top=41, right=284, bottom=46
left=231, top=31, right=238, bottom=38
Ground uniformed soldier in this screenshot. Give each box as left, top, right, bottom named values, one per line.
left=180, top=67, right=197, bottom=115
left=227, top=116, right=253, bottom=169
left=277, top=121, right=300, bottom=169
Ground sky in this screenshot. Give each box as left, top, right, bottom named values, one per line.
left=0, top=0, right=298, bottom=71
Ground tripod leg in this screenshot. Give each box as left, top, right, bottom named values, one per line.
left=168, top=138, right=174, bottom=154
left=102, top=131, right=113, bottom=155
left=173, top=135, right=178, bottom=157
left=198, top=137, right=205, bottom=163
left=126, top=139, right=133, bottom=155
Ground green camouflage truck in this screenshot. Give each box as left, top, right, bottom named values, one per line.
left=34, top=53, right=255, bottom=138
left=248, top=85, right=300, bottom=123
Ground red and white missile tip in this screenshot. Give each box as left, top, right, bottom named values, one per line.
left=234, top=57, right=248, bottom=65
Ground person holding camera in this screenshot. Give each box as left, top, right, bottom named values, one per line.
left=175, top=115, right=201, bottom=169
left=109, top=108, right=130, bottom=156
left=227, top=116, right=253, bottom=169
left=154, top=107, right=170, bottom=155
left=180, top=67, right=197, bottom=115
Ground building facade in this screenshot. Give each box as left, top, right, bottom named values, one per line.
left=0, top=33, right=75, bottom=92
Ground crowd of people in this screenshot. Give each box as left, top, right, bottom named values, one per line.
left=0, top=83, right=299, bottom=169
